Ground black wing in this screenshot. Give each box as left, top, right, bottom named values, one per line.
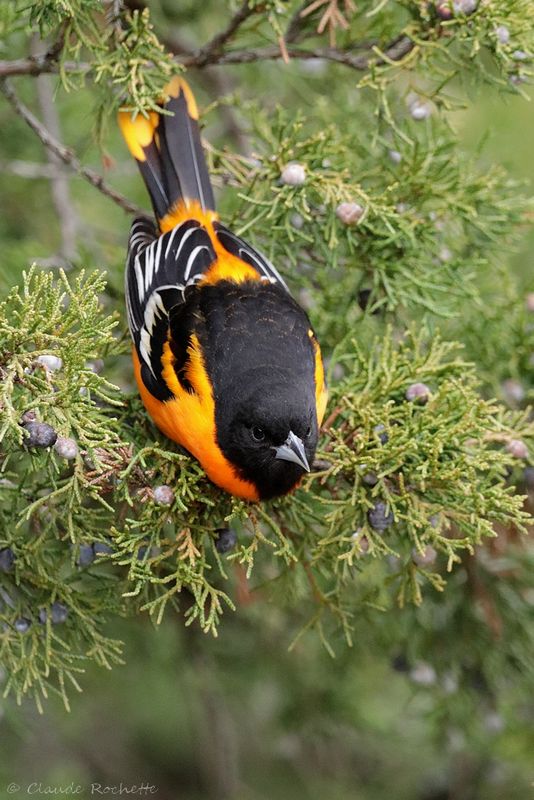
left=125, top=216, right=216, bottom=399
left=213, top=222, right=289, bottom=293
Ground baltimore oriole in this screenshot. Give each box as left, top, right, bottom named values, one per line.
left=118, top=78, right=327, bottom=501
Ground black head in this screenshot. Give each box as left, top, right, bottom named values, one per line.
left=215, top=376, right=318, bottom=500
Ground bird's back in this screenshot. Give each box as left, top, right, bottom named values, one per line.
left=181, top=278, right=316, bottom=397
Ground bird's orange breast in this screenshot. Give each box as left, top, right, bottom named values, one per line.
left=132, top=343, right=260, bottom=501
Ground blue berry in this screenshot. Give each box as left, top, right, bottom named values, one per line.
left=452, top=0, right=478, bottom=17
left=410, top=661, right=437, bottom=686
left=436, top=1, right=453, bottom=20
left=392, top=653, right=410, bottom=673
left=336, top=201, right=364, bottom=225
left=14, top=617, right=31, bottom=634
left=54, top=436, right=78, bottom=460
left=405, top=383, right=430, bottom=403
left=153, top=485, right=175, bottom=506
left=93, top=541, right=113, bottom=557
left=358, top=289, right=372, bottom=310
left=50, top=602, right=68, bottom=624
left=374, top=424, right=389, bottom=445
left=0, top=547, right=15, bottom=573
left=36, top=354, right=62, bottom=372
left=38, top=608, right=48, bottom=624
left=412, top=545, right=437, bottom=567
left=495, top=24, right=510, bottom=44
left=357, top=289, right=381, bottom=315
left=362, top=471, right=378, bottom=486
left=506, top=439, right=528, bottom=459
left=23, top=421, right=57, bottom=448
left=281, top=163, right=306, bottom=186
left=367, top=501, right=394, bottom=532
left=215, top=528, right=237, bottom=554
left=77, top=544, right=95, bottom=567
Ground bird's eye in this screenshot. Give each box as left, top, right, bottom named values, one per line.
left=305, top=425, right=312, bottom=438
left=251, top=426, right=265, bottom=442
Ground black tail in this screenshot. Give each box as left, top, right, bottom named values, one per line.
left=118, top=77, right=215, bottom=221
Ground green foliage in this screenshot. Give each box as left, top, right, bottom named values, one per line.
left=212, top=108, right=530, bottom=320
left=316, top=329, right=532, bottom=599
left=0, top=271, right=125, bottom=708
left=0, top=269, right=122, bottom=447
left=324, top=0, right=534, bottom=103
left=93, top=9, right=177, bottom=116
left=454, top=274, right=534, bottom=398
left=0, top=271, right=532, bottom=708
left=5, top=1, right=177, bottom=134
left=0, top=12, right=532, bottom=789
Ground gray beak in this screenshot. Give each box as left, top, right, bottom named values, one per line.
left=274, top=430, right=310, bottom=473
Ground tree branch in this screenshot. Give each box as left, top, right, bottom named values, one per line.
left=0, top=56, right=88, bottom=78
left=0, top=36, right=414, bottom=77
left=182, top=37, right=414, bottom=70
left=0, top=79, right=144, bottom=216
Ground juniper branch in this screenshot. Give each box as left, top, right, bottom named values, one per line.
left=0, top=37, right=414, bottom=78
left=180, top=39, right=414, bottom=69
left=0, top=57, right=88, bottom=78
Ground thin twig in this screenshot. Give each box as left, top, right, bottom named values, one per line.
left=0, top=79, right=144, bottom=216
left=183, top=39, right=414, bottom=70
left=285, top=1, right=313, bottom=44
left=45, top=18, right=69, bottom=63
left=193, top=0, right=259, bottom=67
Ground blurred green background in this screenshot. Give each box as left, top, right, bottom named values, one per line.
left=1, top=19, right=534, bottom=800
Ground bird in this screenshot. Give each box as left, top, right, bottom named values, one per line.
left=118, top=77, right=327, bottom=501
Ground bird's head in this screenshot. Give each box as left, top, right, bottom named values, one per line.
left=215, top=377, right=318, bottom=500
